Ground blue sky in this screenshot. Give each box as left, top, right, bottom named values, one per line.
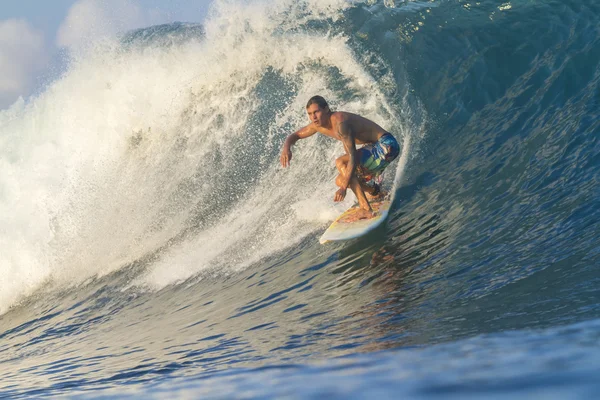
left=0, top=0, right=213, bottom=109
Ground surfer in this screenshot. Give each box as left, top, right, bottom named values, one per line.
left=280, top=95, right=400, bottom=219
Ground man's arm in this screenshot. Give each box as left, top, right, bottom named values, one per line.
left=280, top=124, right=317, bottom=167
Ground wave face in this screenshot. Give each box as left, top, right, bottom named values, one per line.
left=1, top=0, right=600, bottom=397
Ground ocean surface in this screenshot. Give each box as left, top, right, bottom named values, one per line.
left=1, top=0, right=600, bottom=398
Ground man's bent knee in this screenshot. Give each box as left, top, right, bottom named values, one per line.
left=336, top=164, right=347, bottom=174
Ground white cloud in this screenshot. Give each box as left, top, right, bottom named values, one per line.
left=56, top=0, right=166, bottom=51
left=0, top=19, right=48, bottom=108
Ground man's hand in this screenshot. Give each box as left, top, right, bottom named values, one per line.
left=334, top=188, right=347, bottom=202
left=280, top=148, right=292, bottom=167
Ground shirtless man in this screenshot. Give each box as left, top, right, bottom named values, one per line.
left=280, top=95, right=400, bottom=219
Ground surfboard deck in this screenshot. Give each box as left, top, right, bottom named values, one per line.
left=319, top=199, right=392, bottom=244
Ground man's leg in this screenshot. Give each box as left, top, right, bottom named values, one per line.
left=335, top=155, right=380, bottom=195
left=335, top=155, right=373, bottom=214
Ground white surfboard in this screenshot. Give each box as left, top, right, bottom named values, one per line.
left=319, top=199, right=392, bottom=244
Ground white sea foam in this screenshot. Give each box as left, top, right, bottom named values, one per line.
left=0, top=0, right=417, bottom=312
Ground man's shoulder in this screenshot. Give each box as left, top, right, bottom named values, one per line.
left=331, top=111, right=350, bottom=117
left=330, top=111, right=352, bottom=124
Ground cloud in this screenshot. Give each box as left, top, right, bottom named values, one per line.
left=56, top=0, right=166, bottom=51
left=0, top=19, right=49, bottom=108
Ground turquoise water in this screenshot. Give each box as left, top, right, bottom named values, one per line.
left=1, top=0, right=600, bottom=398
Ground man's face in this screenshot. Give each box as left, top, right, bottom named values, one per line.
left=306, top=103, right=328, bottom=126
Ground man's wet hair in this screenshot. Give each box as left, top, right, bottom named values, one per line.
left=306, top=95, right=329, bottom=110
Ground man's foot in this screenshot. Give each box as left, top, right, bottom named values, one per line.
left=365, top=184, right=387, bottom=201
left=355, top=208, right=376, bottom=220
left=341, top=207, right=376, bottom=223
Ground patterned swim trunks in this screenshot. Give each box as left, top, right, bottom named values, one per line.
left=356, top=133, right=400, bottom=187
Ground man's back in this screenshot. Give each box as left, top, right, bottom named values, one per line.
left=321, top=112, right=387, bottom=144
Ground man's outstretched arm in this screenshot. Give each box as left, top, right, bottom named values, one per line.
left=280, top=124, right=317, bottom=167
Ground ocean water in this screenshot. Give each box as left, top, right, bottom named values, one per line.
left=1, top=0, right=600, bottom=398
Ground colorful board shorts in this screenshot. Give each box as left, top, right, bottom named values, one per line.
left=356, top=133, right=400, bottom=188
